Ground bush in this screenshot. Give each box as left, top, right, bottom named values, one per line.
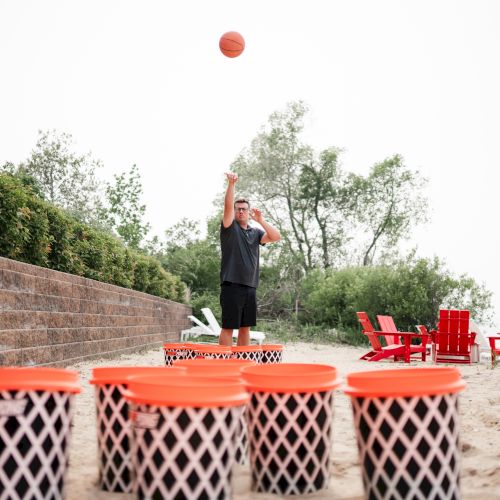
left=0, top=173, right=186, bottom=303
left=299, top=258, right=493, bottom=331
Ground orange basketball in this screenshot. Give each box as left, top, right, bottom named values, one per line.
left=219, top=31, right=245, bottom=58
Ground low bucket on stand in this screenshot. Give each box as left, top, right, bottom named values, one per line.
left=173, top=358, right=256, bottom=465
left=0, top=367, right=81, bottom=500
left=241, top=363, right=339, bottom=495
left=124, top=374, right=249, bottom=499
left=232, top=345, right=263, bottom=363
left=89, top=366, right=186, bottom=493
left=261, top=344, right=284, bottom=364
left=344, top=367, right=466, bottom=500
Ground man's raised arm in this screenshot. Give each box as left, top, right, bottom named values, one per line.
left=222, top=171, right=238, bottom=228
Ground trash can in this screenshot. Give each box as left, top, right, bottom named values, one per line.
left=0, top=367, right=80, bottom=500
left=241, top=363, right=339, bottom=495
left=231, top=345, right=263, bottom=363
left=261, top=344, right=284, bottom=364
left=89, top=366, right=186, bottom=492
left=124, top=374, right=248, bottom=499
left=344, top=367, right=466, bottom=500
left=173, top=358, right=256, bottom=465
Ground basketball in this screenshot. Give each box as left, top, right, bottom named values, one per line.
left=219, top=31, right=245, bottom=58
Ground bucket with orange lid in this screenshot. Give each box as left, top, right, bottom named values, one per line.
left=89, top=366, right=186, bottom=492
left=231, top=344, right=263, bottom=363
left=173, top=358, right=256, bottom=465
left=240, top=363, right=340, bottom=495
left=193, top=344, right=232, bottom=360
left=344, top=367, right=466, bottom=500
left=261, top=344, right=284, bottom=364
left=0, top=367, right=81, bottom=499
left=123, top=373, right=249, bottom=499
left=162, top=342, right=188, bottom=366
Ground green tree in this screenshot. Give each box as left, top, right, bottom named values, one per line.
left=352, top=155, right=428, bottom=266
left=103, top=164, right=151, bottom=249
left=20, top=130, right=104, bottom=224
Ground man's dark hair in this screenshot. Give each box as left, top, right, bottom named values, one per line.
left=234, top=198, right=250, bottom=208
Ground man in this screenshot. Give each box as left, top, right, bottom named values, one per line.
left=219, top=171, right=281, bottom=346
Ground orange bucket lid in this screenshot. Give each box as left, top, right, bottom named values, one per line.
left=124, top=374, right=249, bottom=407
left=193, top=345, right=232, bottom=353
left=231, top=345, right=262, bottom=353
left=343, top=367, right=466, bottom=398
left=90, top=366, right=187, bottom=385
left=163, top=343, right=186, bottom=350
left=173, top=358, right=256, bottom=377
left=0, top=367, right=80, bottom=393
left=261, top=344, right=284, bottom=351
left=241, top=363, right=339, bottom=393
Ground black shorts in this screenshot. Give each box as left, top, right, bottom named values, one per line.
left=220, top=282, right=257, bottom=329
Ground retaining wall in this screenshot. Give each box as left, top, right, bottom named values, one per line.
left=0, top=257, right=192, bottom=366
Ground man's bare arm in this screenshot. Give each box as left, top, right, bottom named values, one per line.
left=222, top=172, right=238, bottom=228
left=251, top=208, right=281, bottom=243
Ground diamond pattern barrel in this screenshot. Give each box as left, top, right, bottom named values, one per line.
left=241, top=363, right=339, bottom=495
left=90, top=366, right=186, bottom=492
left=0, top=368, right=80, bottom=500
left=193, top=344, right=232, bottom=360
left=261, top=344, right=284, bottom=364
left=124, top=374, right=248, bottom=499
left=173, top=358, right=256, bottom=465
left=344, top=367, right=466, bottom=500
left=231, top=345, right=263, bottom=363
left=163, top=343, right=189, bottom=366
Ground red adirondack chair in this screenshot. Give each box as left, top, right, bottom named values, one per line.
left=356, top=312, right=406, bottom=362
left=488, top=335, right=500, bottom=368
left=377, top=315, right=429, bottom=361
left=430, top=309, right=476, bottom=364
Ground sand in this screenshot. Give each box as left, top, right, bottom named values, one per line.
left=64, top=342, right=500, bottom=499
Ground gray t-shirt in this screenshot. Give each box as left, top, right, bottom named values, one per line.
left=220, top=220, right=265, bottom=288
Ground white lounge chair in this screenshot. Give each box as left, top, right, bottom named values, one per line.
left=201, top=307, right=266, bottom=344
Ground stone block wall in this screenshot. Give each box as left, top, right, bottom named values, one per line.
left=0, top=257, right=192, bottom=366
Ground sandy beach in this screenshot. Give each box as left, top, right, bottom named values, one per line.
left=64, top=342, right=500, bottom=499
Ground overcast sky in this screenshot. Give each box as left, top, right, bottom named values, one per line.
left=1, top=1, right=499, bottom=327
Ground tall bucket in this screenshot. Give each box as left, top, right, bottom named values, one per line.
left=241, top=363, right=339, bottom=495
left=0, top=367, right=80, bottom=500
left=89, top=366, right=186, bottom=492
left=344, top=367, right=466, bottom=500
left=124, top=374, right=248, bottom=499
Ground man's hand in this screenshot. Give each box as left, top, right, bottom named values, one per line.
left=225, top=172, right=238, bottom=185
left=250, top=207, right=264, bottom=224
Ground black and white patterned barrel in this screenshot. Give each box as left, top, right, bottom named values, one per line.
left=261, top=344, right=284, bottom=364
left=124, top=374, right=248, bottom=499
left=90, top=366, right=186, bottom=492
left=163, top=343, right=189, bottom=367
left=193, top=344, right=232, bottom=360
left=232, top=345, right=263, bottom=364
left=0, top=368, right=80, bottom=500
left=344, top=367, right=466, bottom=500
left=241, top=363, right=339, bottom=495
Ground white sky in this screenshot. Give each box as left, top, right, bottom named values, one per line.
left=1, top=1, right=499, bottom=326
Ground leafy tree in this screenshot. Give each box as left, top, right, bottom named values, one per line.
left=351, top=155, right=428, bottom=266
left=232, top=101, right=428, bottom=272
left=19, top=130, right=104, bottom=224
left=102, top=164, right=151, bottom=249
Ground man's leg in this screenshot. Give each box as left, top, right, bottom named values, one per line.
left=219, top=328, right=233, bottom=346
left=237, top=327, right=250, bottom=346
